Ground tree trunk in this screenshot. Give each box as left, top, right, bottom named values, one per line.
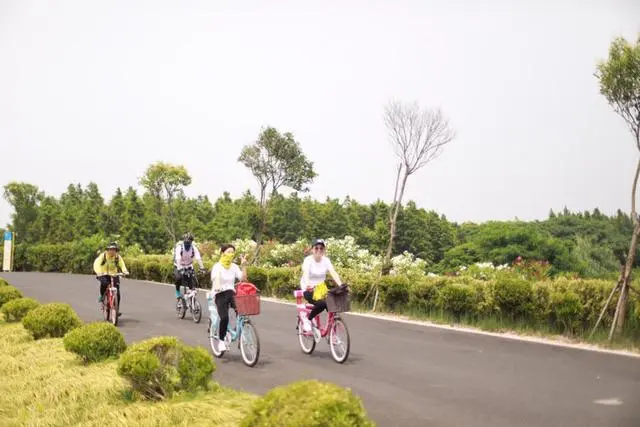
left=251, top=184, right=269, bottom=265
left=384, top=170, right=410, bottom=271
left=612, top=157, right=640, bottom=336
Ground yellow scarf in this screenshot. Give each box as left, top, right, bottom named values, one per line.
left=219, top=253, right=234, bottom=269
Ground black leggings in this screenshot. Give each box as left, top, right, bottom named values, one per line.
left=303, top=291, right=327, bottom=321
left=98, top=276, right=121, bottom=307
left=174, top=268, right=195, bottom=293
left=215, top=290, right=237, bottom=340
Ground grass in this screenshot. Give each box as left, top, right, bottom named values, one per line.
left=0, top=319, right=256, bottom=427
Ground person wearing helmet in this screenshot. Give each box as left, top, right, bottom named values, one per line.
left=299, top=238, right=343, bottom=337
left=93, top=242, right=129, bottom=315
left=174, top=232, right=206, bottom=298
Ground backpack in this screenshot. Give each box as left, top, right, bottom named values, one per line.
left=179, top=242, right=195, bottom=258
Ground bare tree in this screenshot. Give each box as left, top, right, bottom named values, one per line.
left=369, top=100, right=455, bottom=310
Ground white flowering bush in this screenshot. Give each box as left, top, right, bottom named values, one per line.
left=261, top=239, right=308, bottom=267
left=389, top=251, right=427, bottom=277
left=325, top=236, right=382, bottom=273
left=458, top=262, right=510, bottom=280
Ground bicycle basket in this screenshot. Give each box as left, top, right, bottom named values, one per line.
left=326, top=292, right=350, bottom=313
left=236, top=293, right=261, bottom=316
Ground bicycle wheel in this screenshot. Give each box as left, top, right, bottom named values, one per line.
left=239, top=320, right=260, bottom=367
left=298, top=318, right=316, bottom=354
left=208, top=317, right=225, bottom=357
left=329, top=317, right=350, bottom=363
left=192, top=298, right=202, bottom=323
left=110, top=297, right=119, bottom=327
left=176, top=297, right=186, bottom=319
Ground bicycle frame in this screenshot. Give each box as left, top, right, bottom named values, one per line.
left=299, top=303, right=337, bottom=338
left=210, top=305, right=248, bottom=343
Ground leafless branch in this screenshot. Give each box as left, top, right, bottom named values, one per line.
left=384, top=100, right=456, bottom=177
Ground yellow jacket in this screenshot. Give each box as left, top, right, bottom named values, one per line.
left=93, top=252, right=129, bottom=276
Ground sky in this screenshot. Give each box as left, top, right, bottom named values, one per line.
left=1, top=0, right=639, bottom=227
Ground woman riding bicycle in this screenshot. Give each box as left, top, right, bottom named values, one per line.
left=299, top=238, right=343, bottom=333
left=210, top=243, right=248, bottom=351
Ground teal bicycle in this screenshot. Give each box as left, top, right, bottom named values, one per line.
left=207, top=282, right=261, bottom=367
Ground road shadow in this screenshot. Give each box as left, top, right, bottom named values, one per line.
left=213, top=351, right=274, bottom=368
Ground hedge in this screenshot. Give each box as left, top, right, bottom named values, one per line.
left=8, top=244, right=640, bottom=339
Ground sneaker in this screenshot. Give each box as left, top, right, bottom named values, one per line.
left=98, top=295, right=103, bottom=303
left=218, top=340, right=227, bottom=352
left=312, top=326, right=321, bottom=342
left=302, top=318, right=312, bottom=332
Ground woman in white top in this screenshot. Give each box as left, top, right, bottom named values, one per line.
left=210, top=243, right=248, bottom=351
left=300, top=238, right=343, bottom=332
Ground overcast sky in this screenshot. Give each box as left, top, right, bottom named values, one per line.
left=1, top=0, right=639, bottom=227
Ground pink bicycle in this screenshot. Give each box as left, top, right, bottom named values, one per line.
left=294, top=285, right=351, bottom=364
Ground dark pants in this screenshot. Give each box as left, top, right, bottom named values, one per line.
left=174, top=267, right=195, bottom=294
left=98, top=276, right=121, bottom=307
left=215, top=289, right=237, bottom=340
left=303, top=291, right=327, bottom=321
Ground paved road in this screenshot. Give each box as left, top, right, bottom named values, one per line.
left=3, top=272, right=640, bottom=427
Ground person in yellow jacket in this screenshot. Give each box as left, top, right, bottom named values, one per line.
left=93, top=242, right=129, bottom=314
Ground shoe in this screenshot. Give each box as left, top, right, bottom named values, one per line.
left=98, top=295, right=103, bottom=302
left=218, top=340, right=227, bottom=351
left=312, top=326, right=321, bottom=342
left=302, top=317, right=312, bottom=332
left=117, top=312, right=122, bottom=317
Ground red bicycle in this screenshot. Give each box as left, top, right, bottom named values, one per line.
left=102, top=273, right=125, bottom=326
left=294, top=285, right=351, bottom=363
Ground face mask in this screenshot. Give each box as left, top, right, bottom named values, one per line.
left=183, top=241, right=192, bottom=251
left=219, top=252, right=234, bottom=268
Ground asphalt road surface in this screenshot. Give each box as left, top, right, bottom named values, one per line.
left=3, top=272, right=640, bottom=427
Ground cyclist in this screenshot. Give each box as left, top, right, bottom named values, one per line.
left=299, top=238, right=343, bottom=334
left=210, top=243, right=248, bottom=351
left=174, top=232, right=206, bottom=299
left=93, top=242, right=129, bottom=315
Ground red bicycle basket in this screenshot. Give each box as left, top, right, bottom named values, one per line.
left=236, top=282, right=260, bottom=315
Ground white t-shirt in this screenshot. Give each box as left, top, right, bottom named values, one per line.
left=210, top=262, right=242, bottom=294
left=300, top=255, right=334, bottom=290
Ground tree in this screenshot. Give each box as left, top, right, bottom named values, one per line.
left=593, top=35, right=640, bottom=337
left=139, top=162, right=192, bottom=242
left=383, top=100, right=455, bottom=269
left=3, top=182, right=43, bottom=243
left=238, top=127, right=316, bottom=259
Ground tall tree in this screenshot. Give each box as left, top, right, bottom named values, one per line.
left=139, top=162, right=192, bottom=242
left=594, top=35, right=640, bottom=336
left=382, top=100, right=456, bottom=272
left=238, top=126, right=316, bottom=260
left=3, top=182, right=43, bottom=243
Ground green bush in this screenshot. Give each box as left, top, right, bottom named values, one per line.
left=0, top=286, right=23, bottom=308
left=266, top=268, right=297, bottom=297
left=240, top=379, right=374, bottom=427
left=379, top=276, right=410, bottom=312
left=63, top=322, right=126, bottom=363
left=1, top=297, right=40, bottom=322
left=439, top=283, right=475, bottom=319
left=408, top=280, right=439, bottom=313
left=248, top=266, right=268, bottom=291
left=0, top=277, right=8, bottom=287
left=22, top=302, right=82, bottom=339
left=551, top=291, right=583, bottom=334
left=144, top=261, right=162, bottom=282
left=117, top=336, right=215, bottom=400
left=493, top=275, right=533, bottom=319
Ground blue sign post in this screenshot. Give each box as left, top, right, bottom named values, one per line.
left=3, top=231, right=13, bottom=272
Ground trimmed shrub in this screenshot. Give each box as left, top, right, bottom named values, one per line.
left=0, top=286, right=23, bottom=308
left=22, top=302, right=82, bottom=339
left=0, top=277, right=8, bottom=287
left=248, top=266, right=268, bottom=291
left=1, top=297, right=39, bottom=322
left=240, top=379, right=374, bottom=427
left=551, top=291, right=583, bottom=334
left=63, top=322, right=126, bottom=363
left=266, top=268, right=297, bottom=297
left=493, top=275, right=533, bottom=319
left=117, top=336, right=215, bottom=400
left=379, top=276, right=410, bottom=312
left=439, top=283, right=475, bottom=319
left=144, top=261, right=162, bottom=282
